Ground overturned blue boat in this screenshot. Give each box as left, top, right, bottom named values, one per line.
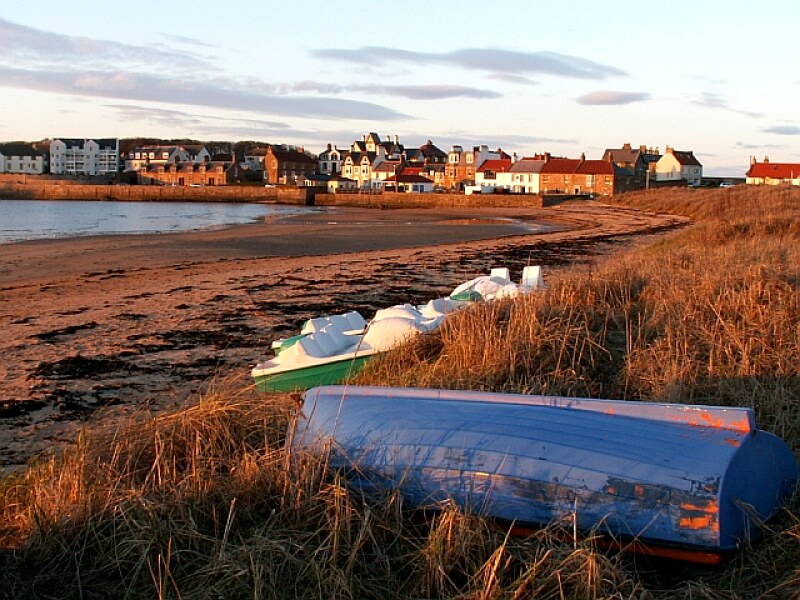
left=292, top=386, right=798, bottom=564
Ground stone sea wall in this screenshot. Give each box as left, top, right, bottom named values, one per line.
left=0, top=178, right=313, bottom=205
left=0, top=176, right=575, bottom=208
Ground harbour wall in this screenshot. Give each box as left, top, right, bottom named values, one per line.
left=1, top=176, right=577, bottom=208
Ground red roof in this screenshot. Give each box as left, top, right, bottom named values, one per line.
left=385, top=173, right=433, bottom=183
left=477, top=159, right=512, bottom=172
left=400, top=166, right=422, bottom=176
left=575, top=160, right=615, bottom=175
left=747, top=161, right=800, bottom=179
left=540, top=158, right=582, bottom=173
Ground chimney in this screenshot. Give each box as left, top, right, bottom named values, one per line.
left=512, top=152, right=518, bottom=163
left=639, top=145, right=646, bottom=153
left=665, top=146, right=674, bottom=154
left=622, top=143, right=631, bottom=150
left=750, top=155, right=756, bottom=166
left=544, top=152, right=550, bottom=163
left=395, top=134, right=399, bottom=145
left=580, top=152, right=585, bottom=162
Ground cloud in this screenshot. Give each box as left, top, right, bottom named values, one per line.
left=156, top=33, right=219, bottom=49
left=692, top=92, right=761, bottom=118
left=106, top=104, right=291, bottom=131
left=0, top=17, right=209, bottom=72
left=0, top=66, right=408, bottom=121
left=438, top=131, right=579, bottom=149
left=762, top=125, right=800, bottom=136
left=576, top=90, right=649, bottom=105
left=312, top=46, right=627, bottom=80
left=280, top=81, right=500, bottom=100
left=487, top=73, right=540, bottom=86
left=735, top=141, right=787, bottom=150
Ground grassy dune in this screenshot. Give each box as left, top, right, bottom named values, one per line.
left=1, top=186, right=798, bottom=598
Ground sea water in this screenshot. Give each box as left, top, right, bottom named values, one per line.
left=0, top=199, right=310, bottom=244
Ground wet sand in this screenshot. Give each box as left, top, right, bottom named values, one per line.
left=0, top=203, right=687, bottom=471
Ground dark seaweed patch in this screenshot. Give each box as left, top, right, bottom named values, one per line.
left=31, top=354, right=138, bottom=380
left=33, top=321, right=98, bottom=341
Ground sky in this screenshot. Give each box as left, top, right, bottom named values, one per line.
left=1, top=1, right=798, bottom=176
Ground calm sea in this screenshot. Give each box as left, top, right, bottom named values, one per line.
left=0, top=199, right=311, bottom=244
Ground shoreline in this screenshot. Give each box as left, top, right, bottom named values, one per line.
left=0, top=202, right=688, bottom=472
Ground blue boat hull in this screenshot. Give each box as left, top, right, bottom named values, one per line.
left=292, top=386, right=798, bottom=561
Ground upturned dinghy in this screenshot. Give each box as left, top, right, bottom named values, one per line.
left=292, top=385, right=798, bottom=563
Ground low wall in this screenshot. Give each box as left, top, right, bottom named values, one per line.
left=314, top=191, right=557, bottom=208
left=1, top=177, right=583, bottom=208
left=0, top=181, right=313, bottom=205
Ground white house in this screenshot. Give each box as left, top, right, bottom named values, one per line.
left=475, top=158, right=512, bottom=188
left=654, top=147, right=702, bottom=184
left=498, top=157, right=546, bottom=193
left=0, top=143, right=48, bottom=175
left=746, top=157, right=800, bottom=186
left=50, top=138, right=119, bottom=176
left=125, top=145, right=192, bottom=171
left=318, top=144, right=345, bottom=175
left=383, top=173, right=434, bottom=193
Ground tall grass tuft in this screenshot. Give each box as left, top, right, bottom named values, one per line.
left=1, top=186, right=798, bottom=598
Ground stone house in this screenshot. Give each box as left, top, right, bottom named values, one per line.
left=265, top=145, right=317, bottom=185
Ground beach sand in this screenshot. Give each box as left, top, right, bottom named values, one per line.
left=0, top=202, right=686, bottom=471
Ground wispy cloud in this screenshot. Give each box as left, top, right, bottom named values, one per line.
left=0, top=66, right=408, bottom=120
left=312, top=46, right=627, bottom=80
left=762, top=125, right=800, bottom=136
left=0, top=17, right=208, bottom=72
left=156, top=33, right=219, bottom=49
left=735, top=141, right=788, bottom=150
left=107, top=104, right=291, bottom=131
left=0, top=18, right=411, bottom=122
left=281, top=81, right=500, bottom=100
left=576, top=90, right=649, bottom=105
left=487, top=73, right=540, bottom=86
left=692, top=92, right=761, bottom=118
left=438, top=131, right=579, bottom=149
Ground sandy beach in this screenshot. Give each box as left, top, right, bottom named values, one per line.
left=0, top=202, right=686, bottom=472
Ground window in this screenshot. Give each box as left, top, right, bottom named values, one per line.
left=466, top=154, right=473, bottom=163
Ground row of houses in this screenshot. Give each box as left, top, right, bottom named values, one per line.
left=3, top=133, right=793, bottom=194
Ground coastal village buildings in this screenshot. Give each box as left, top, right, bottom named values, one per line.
left=265, top=145, right=317, bottom=185
left=0, top=143, right=48, bottom=175
left=445, top=145, right=509, bottom=190
left=138, top=160, right=235, bottom=186
left=538, top=155, right=623, bottom=196
left=746, top=157, right=800, bottom=185
left=654, top=147, right=703, bottom=185
left=241, top=147, right=267, bottom=171
left=50, top=138, right=119, bottom=176
left=317, top=144, right=345, bottom=176
left=501, top=157, right=546, bottom=194
left=602, top=144, right=660, bottom=177
left=472, top=158, right=513, bottom=192
left=2, top=131, right=716, bottom=195
left=383, top=172, right=435, bottom=193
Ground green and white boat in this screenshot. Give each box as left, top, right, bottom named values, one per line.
left=251, top=266, right=546, bottom=393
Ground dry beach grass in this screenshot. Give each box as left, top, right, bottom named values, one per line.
left=0, top=188, right=798, bottom=598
